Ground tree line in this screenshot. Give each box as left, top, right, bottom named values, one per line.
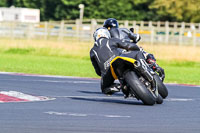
left=0, top=0, right=200, bottom=23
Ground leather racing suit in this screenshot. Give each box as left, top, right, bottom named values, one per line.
left=108, top=27, right=165, bottom=81
left=90, top=37, right=145, bottom=94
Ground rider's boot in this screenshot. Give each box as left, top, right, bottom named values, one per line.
left=102, top=83, right=120, bottom=95
left=122, top=85, right=132, bottom=98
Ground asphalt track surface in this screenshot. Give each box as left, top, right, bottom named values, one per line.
left=0, top=73, right=200, bottom=133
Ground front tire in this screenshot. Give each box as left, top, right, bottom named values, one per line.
left=156, top=95, right=163, bottom=104
left=124, top=71, right=156, bottom=105
left=154, top=74, right=168, bottom=99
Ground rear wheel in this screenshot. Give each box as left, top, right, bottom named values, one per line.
left=124, top=71, right=156, bottom=105
left=154, top=74, right=168, bottom=98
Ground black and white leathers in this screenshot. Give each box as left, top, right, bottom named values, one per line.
left=90, top=37, right=140, bottom=77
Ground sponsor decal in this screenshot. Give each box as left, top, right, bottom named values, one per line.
left=104, top=55, right=116, bottom=69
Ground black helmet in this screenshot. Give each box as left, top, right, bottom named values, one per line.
left=103, top=18, right=119, bottom=29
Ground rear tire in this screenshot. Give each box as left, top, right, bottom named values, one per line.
left=154, top=74, right=168, bottom=99
left=124, top=71, right=156, bottom=105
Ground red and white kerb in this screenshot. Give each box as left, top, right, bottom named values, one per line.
left=0, top=91, right=53, bottom=103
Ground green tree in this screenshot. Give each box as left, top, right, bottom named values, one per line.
left=150, top=0, right=200, bottom=22
left=0, top=0, right=159, bottom=21
left=1, top=0, right=199, bottom=22
left=0, top=0, right=8, bottom=6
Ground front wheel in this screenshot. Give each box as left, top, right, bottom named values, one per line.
left=156, top=95, right=163, bottom=104
left=124, top=71, right=156, bottom=105
left=154, top=74, right=168, bottom=99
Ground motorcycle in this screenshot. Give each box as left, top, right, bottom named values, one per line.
left=110, top=55, right=167, bottom=105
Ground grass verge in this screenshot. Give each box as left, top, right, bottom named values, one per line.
left=0, top=53, right=94, bottom=77
left=0, top=38, right=199, bottom=85
left=0, top=52, right=199, bottom=85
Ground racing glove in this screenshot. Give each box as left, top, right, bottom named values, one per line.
left=128, top=32, right=141, bottom=43
left=146, top=54, right=165, bottom=81
left=146, top=54, right=157, bottom=69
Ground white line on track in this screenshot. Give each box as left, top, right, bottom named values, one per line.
left=104, top=115, right=131, bottom=118
left=166, top=83, right=200, bottom=88
left=0, top=79, right=98, bottom=84
left=1, top=72, right=200, bottom=87
left=52, top=95, right=196, bottom=102
left=0, top=72, right=99, bottom=80
left=53, top=95, right=122, bottom=99
left=29, top=79, right=97, bottom=84
left=165, top=98, right=194, bottom=102
left=44, top=111, right=131, bottom=118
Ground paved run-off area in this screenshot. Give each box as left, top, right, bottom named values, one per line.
left=0, top=73, right=200, bottom=133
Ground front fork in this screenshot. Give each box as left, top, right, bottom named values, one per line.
left=134, top=59, right=155, bottom=82
left=133, top=59, right=158, bottom=97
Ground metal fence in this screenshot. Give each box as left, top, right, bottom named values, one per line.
left=0, top=19, right=200, bottom=46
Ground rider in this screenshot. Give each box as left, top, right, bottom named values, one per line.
left=103, top=18, right=165, bottom=80
left=90, top=27, right=145, bottom=95
left=103, top=18, right=141, bottom=43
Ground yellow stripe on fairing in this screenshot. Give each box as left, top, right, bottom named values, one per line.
left=110, top=56, right=136, bottom=79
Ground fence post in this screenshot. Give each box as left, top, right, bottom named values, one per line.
left=135, top=25, right=139, bottom=34
left=191, top=24, right=197, bottom=46
left=193, top=29, right=196, bottom=46
left=76, top=19, right=80, bottom=39
left=199, top=23, right=200, bottom=30
left=173, top=22, right=177, bottom=36
left=132, top=21, right=137, bottom=32
left=58, top=20, right=64, bottom=41
left=140, top=21, right=144, bottom=28
left=179, top=22, right=185, bottom=45
left=150, top=26, right=154, bottom=45
left=27, top=23, right=34, bottom=39
left=179, top=28, right=183, bottom=45
left=165, top=21, right=169, bottom=44
left=133, top=21, right=136, bottom=27
left=44, top=21, right=48, bottom=40
left=124, top=20, right=129, bottom=28
left=10, top=22, right=14, bottom=39
left=157, top=21, right=160, bottom=28
left=149, top=21, right=152, bottom=28
left=91, top=19, right=97, bottom=41
left=174, top=22, right=177, bottom=28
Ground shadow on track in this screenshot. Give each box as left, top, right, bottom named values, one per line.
left=69, top=97, right=144, bottom=105
left=70, top=91, right=144, bottom=106
left=78, top=90, right=124, bottom=97
left=78, top=90, right=102, bottom=95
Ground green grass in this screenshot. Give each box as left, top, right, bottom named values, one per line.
left=0, top=50, right=199, bottom=85
left=0, top=53, right=95, bottom=78
left=158, top=60, right=200, bottom=85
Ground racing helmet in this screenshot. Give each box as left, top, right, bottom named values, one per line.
left=103, top=18, right=119, bottom=30
left=93, top=27, right=111, bottom=41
